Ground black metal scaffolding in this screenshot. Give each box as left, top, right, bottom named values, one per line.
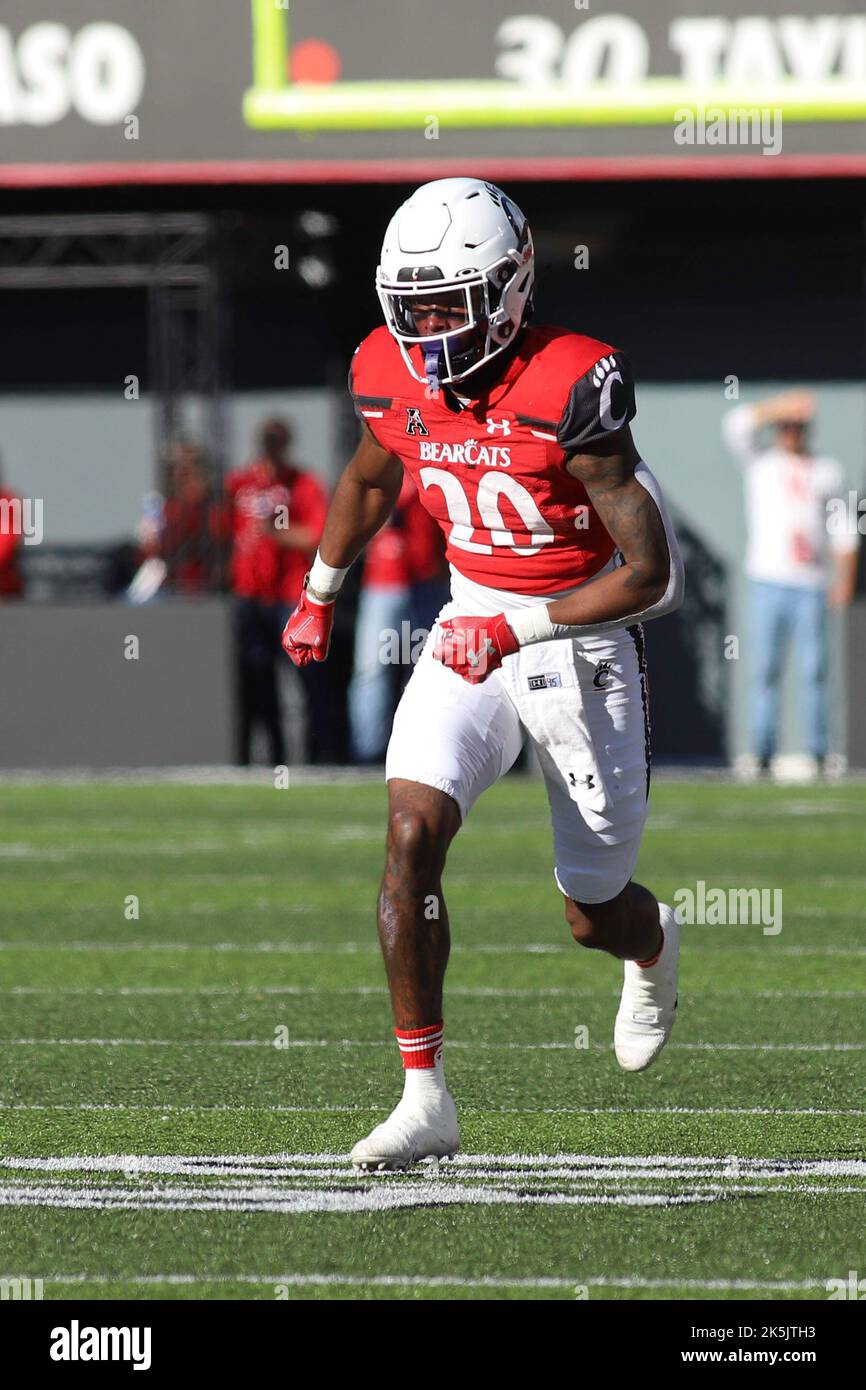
left=0, top=212, right=227, bottom=491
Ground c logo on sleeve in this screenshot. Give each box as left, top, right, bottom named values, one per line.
left=592, top=356, right=627, bottom=433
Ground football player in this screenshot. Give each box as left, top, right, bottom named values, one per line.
left=282, top=178, right=685, bottom=1171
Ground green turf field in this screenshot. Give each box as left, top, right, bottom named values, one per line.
left=0, top=776, right=864, bottom=1301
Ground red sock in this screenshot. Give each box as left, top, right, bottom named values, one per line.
left=637, top=925, right=664, bottom=969
left=394, top=1021, right=443, bottom=1069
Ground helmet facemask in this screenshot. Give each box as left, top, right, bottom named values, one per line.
left=377, top=250, right=530, bottom=391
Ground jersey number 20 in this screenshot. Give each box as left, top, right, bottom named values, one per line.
left=419, top=467, right=555, bottom=557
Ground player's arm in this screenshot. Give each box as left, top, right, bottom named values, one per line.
left=827, top=460, right=861, bottom=610
left=274, top=521, right=319, bottom=551
left=435, top=347, right=683, bottom=683
left=314, top=422, right=403, bottom=580
left=545, top=427, right=675, bottom=630
left=722, top=390, right=815, bottom=467
left=829, top=546, right=859, bottom=609
left=281, top=423, right=403, bottom=666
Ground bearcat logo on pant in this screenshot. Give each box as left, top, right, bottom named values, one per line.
left=593, top=661, right=613, bottom=689
left=405, top=407, right=429, bottom=436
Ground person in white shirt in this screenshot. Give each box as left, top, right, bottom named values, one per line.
left=722, top=390, right=859, bottom=774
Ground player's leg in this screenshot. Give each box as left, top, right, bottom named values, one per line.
left=564, top=883, right=680, bottom=1072
left=564, top=879, right=660, bottom=961
left=378, top=777, right=460, bottom=1029
left=348, top=585, right=408, bottom=762
left=351, top=620, right=524, bottom=1170
left=262, top=602, right=286, bottom=767
left=504, top=622, right=679, bottom=1073
left=751, top=580, right=790, bottom=769
left=793, top=585, right=829, bottom=766
left=234, top=598, right=255, bottom=765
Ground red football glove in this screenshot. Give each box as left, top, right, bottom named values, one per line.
left=281, top=587, right=334, bottom=667
left=433, top=613, right=520, bottom=685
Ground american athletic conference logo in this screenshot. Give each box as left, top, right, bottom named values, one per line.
left=405, top=407, right=429, bottom=436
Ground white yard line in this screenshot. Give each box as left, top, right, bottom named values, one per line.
left=12, top=1273, right=824, bottom=1292
left=1, top=985, right=862, bottom=1000
left=1, top=940, right=864, bottom=956
left=0, top=1184, right=724, bottom=1213
left=2, top=1185, right=857, bottom=1214
left=6, top=1153, right=865, bottom=1178
left=3, top=1104, right=866, bottom=1119
left=2, top=1103, right=865, bottom=1116
left=0, top=1151, right=862, bottom=1215
left=1, top=1037, right=863, bottom=1052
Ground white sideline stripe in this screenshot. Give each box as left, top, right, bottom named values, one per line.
left=16, top=1273, right=824, bottom=1292
left=1, top=1152, right=862, bottom=1215
left=2, top=1185, right=858, bottom=1214
left=2, top=1104, right=865, bottom=1116
left=3, top=765, right=863, bottom=785
left=6, top=1153, right=865, bottom=1178
left=2, top=985, right=863, bottom=1000
left=0, top=1187, right=727, bottom=1212
left=1, top=1037, right=864, bottom=1053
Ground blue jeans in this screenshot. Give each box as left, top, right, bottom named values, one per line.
left=750, top=580, right=828, bottom=760
left=348, top=586, right=412, bottom=762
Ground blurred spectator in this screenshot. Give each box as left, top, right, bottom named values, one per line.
left=226, top=419, right=328, bottom=765
left=124, top=444, right=228, bottom=603
left=161, top=442, right=227, bottom=595
left=723, top=390, right=859, bottom=775
left=0, top=463, right=24, bottom=600
left=126, top=491, right=168, bottom=604
left=348, top=476, right=446, bottom=762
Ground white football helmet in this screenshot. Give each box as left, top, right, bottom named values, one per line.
left=376, top=177, right=534, bottom=389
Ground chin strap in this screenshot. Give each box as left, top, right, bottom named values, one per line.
left=423, top=341, right=444, bottom=394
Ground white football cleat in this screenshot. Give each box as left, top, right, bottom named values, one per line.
left=350, top=1091, right=459, bottom=1172
left=614, top=903, right=680, bottom=1072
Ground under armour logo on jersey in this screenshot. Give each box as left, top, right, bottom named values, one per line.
left=568, top=772, right=595, bottom=789
left=405, top=407, right=429, bottom=436
left=593, top=661, right=613, bottom=689
left=486, top=416, right=511, bottom=436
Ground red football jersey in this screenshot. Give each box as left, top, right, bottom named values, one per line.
left=0, top=487, right=23, bottom=597
left=362, top=475, right=444, bottom=590
left=226, top=460, right=327, bottom=602
left=349, top=324, right=637, bottom=596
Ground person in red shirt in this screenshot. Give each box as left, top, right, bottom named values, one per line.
left=161, top=442, right=227, bottom=595
left=0, top=467, right=24, bottom=600
left=226, top=419, right=328, bottom=765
